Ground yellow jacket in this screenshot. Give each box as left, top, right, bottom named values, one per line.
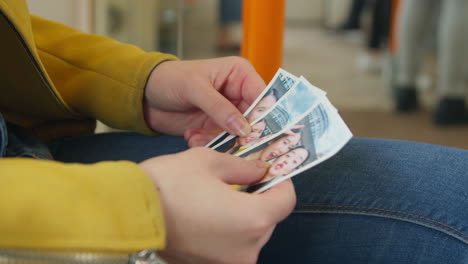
left=0, top=0, right=177, bottom=253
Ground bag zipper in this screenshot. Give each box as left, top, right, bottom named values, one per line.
left=0, top=249, right=166, bottom=264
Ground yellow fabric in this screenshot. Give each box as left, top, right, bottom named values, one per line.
left=31, top=16, right=177, bottom=134
left=0, top=0, right=178, bottom=136
left=0, top=0, right=178, bottom=252
left=0, top=159, right=166, bottom=251
left=232, top=145, right=248, bottom=155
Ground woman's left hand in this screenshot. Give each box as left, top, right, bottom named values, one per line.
left=144, top=57, right=266, bottom=145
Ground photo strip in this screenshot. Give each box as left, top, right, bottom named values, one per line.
left=212, top=77, right=326, bottom=154
left=237, top=99, right=353, bottom=193
left=206, top=69, right=298, bottom=148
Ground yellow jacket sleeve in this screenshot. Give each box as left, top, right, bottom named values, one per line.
left=30, top=16, right=178, bottom=134
left=0, top=158, right=166, bottom=252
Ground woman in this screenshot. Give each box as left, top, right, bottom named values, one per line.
left=262, top=146, right=309, bottom=182
left=1, top=1, right=466, bottom=263
left=243, top=146, right=310, bottom=193
left=240, top=129, right=302, bottom=161
left=215, top=120, right=267, bottom=154
left=0, top=0, right=290, bottom=262
left=247, top=89, right=279, bottom=122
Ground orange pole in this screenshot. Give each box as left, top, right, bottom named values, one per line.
left=242, top=0, right=285, bottom=82
left=389, top=0, right=402, bottom=54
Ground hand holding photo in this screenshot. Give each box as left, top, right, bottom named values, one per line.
left=241, top=100, right=353, bottom=193
left=205, top=68, right=353, bottom=194
left=206, top=69, right=298, bottom=148
left=214, top=120, right=268, bottom=154
left=213, top=77, right=325, bottom=153
left=238, top=129, right=303, bottom=162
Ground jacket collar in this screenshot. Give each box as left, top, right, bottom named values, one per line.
left=0, top=0, right=39, bottom=61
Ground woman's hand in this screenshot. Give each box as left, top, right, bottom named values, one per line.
left=144, top=57, right=266, bottom=142
left=139, top=148, right=296, bottom=264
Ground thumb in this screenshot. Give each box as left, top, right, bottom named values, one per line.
left=190, top=81, right=252, bottom=137
left=253, top=180, right=296, bottom=222
left=209, top=152, right=270, bottom=185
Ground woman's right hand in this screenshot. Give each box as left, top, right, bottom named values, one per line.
left=139, top=148, right=296, bottom=264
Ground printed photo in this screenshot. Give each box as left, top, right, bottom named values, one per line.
left=215, top=120, right=304, bottom=155
left=213, top=120, right=269, bottom=154
left=206, top=69, right=297, bottom=148
left=244, top=69, right=297, bottom=122
left=213, top=78, right=325, bottom=152
left=240, top=100, right=353, bottom=193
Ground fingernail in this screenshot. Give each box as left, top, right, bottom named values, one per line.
left=253, top=160, right=271, bottom=169
left=226, top=115, right=251, bottom=137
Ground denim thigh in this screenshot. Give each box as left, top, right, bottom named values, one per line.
left=260, top=138, right=468, bottom=264
left=49, top=134, right=468, bottom=263
left=48, top=132, right=189, bottom=163
left=0, top=115, right=52, bottom=159
left=4, top=123, right=53, bottom=159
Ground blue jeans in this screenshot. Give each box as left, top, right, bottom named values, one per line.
left=49, top=134, right=468, bottom=263
left=0, top=112, right=53, bottom=159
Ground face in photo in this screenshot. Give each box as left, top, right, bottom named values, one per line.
left=266, top=147, right=309, bottom=179
left=247, top=91, right=278, bottom=122
left=214, top=120, right=267, bottom=153
left=238, top=120, right=267, bottom=146
left=259, top=132, right=302, bottom=161
left=244, top=147, right=310, bottom=193
left=240, top=129, right=302, bottom=161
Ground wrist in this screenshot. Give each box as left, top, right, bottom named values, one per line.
left=144, top=60, right=176, bottom=108
left=138, top=159, right=156, bottom=182
left=142, top=61, right=178, bottom=132
left=138, top=157, right=166, bottom=191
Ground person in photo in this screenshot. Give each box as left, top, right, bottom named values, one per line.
left=241, top=128, right=302, bottom=161
left=199, top=88, right=280, bottom=148
left=216, top=120, right=267, bottom=154
left=246, top=89, right=279, bottom=122
left=261, top=146, right=310, bottom=183
left=243, top=146, right=310, bottom=193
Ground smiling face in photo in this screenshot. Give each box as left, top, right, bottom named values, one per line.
left=268, top=148, right=309, bottom=176
left=248, top=94, right=277, bottom=122
left=259, top=132, right=302, bottom=161
left=238, top=121, right=266, bottom=146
